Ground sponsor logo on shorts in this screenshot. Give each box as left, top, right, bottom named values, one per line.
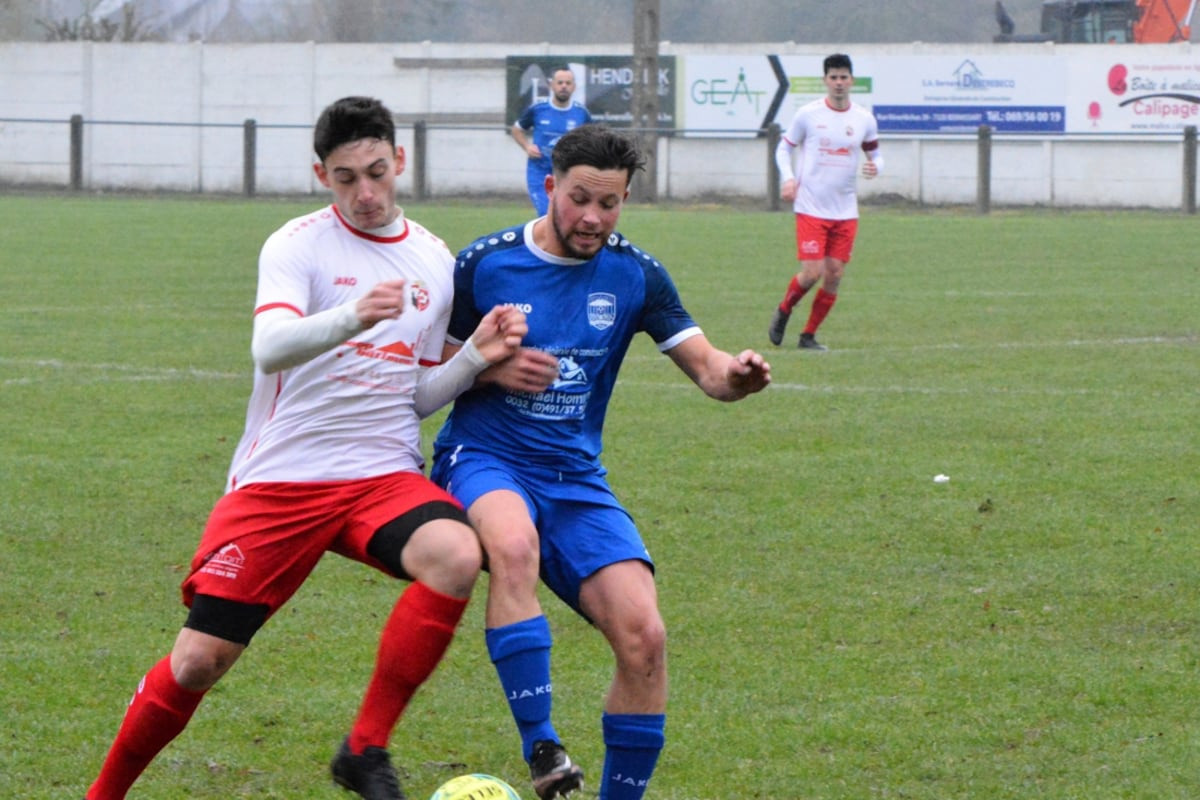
left=199, top=543, right=246, bottom=581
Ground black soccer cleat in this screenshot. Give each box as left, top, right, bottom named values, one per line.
left=529, top=740, right=585, bottom=800
left=331, top=737, right=406, bottom=800
left=767, top=307, right=791, bottom=346
left=798, top=332, right=828, bottom=351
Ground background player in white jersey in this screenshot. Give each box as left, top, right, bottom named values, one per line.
left=84, top=96, right=528, bottom=800
left=430, top=124, right=772, bottom=800
left=512, top=66, right=593, bottom=215
left=768, top=53, right=882, bottom=351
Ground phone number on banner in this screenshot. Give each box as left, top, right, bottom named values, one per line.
left=873, top=105, right=1066, bottom=133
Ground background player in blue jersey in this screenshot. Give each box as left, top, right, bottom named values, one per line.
left=431, top=124, right=771, bottom=800
left=511, top=66, right=593, bottom=216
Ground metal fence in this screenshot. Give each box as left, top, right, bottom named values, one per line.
left=1, top=115, right=1196, bottom=213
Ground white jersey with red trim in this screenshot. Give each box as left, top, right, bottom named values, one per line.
left=226, top=205, right=453, bottom=490
left=777, top=98, right=880, bottom=220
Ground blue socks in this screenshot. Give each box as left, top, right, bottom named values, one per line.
left=600, top=712, right=666, bottom=800
left=488, top=617, right=667, bottom=799
left=486, top=616, right=557, bottom=761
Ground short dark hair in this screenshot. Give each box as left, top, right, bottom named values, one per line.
left=824, top=53, right=853, bottom=75
left=313, top=96, right=395, bottom=163
left=551, top=124, right=645, bottom=184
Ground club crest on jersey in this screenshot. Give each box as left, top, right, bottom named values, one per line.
left=409, top=280, right=430, bottom=311
left=587, top=292, right=616, bottom=330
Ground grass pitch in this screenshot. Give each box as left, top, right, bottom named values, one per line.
left=1, top=194, right=1197, bottom=799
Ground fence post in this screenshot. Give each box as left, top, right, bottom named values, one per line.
left=243, top=118, right=257, bottom=197
left=977, top=124, right=992, bottom=215
left=1184, top=125, right=1197, bottom=215
left=69, top=114, right=83, bottom=191
left=412, top=120, right=428, bottom=201
left=766, top=123, right=781, bottom=211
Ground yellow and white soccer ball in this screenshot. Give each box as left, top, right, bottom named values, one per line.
left=429, top=773, right=523, bottom=800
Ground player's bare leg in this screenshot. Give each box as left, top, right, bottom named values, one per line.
left=580, top=561, right=667, bottom=800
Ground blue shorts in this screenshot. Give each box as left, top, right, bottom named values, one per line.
left=431, top=447, right=653, bottom=614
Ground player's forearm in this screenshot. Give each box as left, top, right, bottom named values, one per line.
left=412, top=339, right=489, bottom=418
left=251, top=303, right=363, bottom=374
left=774, top=140, right=796, bottom=181
left=677, top=341, right=751, bottom=402
left=511, top=125, right=530, bottom=150
left=864, top=140, right=883, bottom=174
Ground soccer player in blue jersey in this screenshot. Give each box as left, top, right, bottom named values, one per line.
left=431, top=124, right=771, bottom=800
left=511, top=66, right=593, bottom=215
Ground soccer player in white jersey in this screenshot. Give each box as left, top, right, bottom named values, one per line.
left=768, top=53, right=882, bottom=351
left=430, top=124, right=772, bottom=800
left=84, top=96, right=530, bottom=800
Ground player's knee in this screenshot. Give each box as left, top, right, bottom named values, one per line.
left=171, top=649, right=232, bottom=691
left=404, top=520, right=482, bottom=598
left=614, top=614, right=667, bottom=673
left=435, top=521, right=485, bottom=585
left=638, top=615, right=668, bottom=659
left=482, top=523, right=540, bottom=578
left=173, top=617, right=250, bottom=691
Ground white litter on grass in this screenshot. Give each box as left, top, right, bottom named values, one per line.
left=933, top=474, right=950, bottom=483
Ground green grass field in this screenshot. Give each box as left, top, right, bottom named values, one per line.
left=1, top=193, right=1197, bottom=800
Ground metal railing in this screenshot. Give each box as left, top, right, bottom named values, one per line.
left=1, top=115, right=1196, bottom=213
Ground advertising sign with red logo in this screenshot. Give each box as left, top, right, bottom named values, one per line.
left=1070, top=52, right=1200, bottom=134
left=675, top=46, right=1197, bottom=137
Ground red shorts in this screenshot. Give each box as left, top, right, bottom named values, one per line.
left=181, top=471, right=461, bottom=614
left=795, top=214, right=858, bottom=264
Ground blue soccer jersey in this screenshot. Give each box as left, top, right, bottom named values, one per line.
left=432, top=221, right=701, bottom=472
left=516, top=101, right=593, bottom=171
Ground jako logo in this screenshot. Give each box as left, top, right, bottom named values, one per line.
left=334, top=276, right=357, bottom=286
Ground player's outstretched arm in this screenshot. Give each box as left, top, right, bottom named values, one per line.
left=667, top=335, right=772, bottom=402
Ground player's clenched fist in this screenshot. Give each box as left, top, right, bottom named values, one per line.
left=471, top=305, right=530, bottom=364
left=356, top=279, right=408, bottom=327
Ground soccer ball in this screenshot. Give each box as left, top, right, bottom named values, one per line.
left=429, top=773, right=523, bottom=800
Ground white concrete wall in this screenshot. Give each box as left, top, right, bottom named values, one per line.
left=0, top=41, right=1193, bottom=208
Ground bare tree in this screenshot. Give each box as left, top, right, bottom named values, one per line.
left=36, top=1, right=158, bottom=42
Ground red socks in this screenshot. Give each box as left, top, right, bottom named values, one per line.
left=780, top=275, right=808, bottom=312
left=782, top=280, right=838, bottom=334
left=347, top=582, right=469, bottom=754
left=86, top=656, right=206, bottom=800
left=86, top=582, right=468, bottom=797
left=804, top=289, right=837, bottom=334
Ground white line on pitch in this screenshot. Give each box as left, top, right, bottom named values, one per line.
left=0, top=357, right=244, bottom=382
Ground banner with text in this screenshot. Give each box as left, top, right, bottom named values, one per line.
left=1065, top=51, right=1200, bottom=133
left=675, top=49, right=1199, bottom=136
left=506, top=56, right=677, bottom=129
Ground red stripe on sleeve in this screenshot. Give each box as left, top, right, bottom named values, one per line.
left=254, top=302, right=304, bottom=317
